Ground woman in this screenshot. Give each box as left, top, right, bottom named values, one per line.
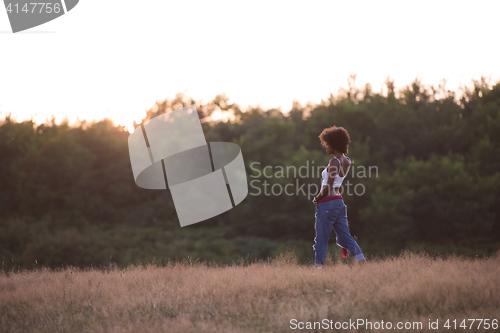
left=312, top=125, right=366, bottom=268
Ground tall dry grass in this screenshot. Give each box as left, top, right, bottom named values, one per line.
left=1, top=251, right=499, bottom=333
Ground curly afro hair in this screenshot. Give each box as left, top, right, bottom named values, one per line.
left=319, top=126, right=351, bottom=154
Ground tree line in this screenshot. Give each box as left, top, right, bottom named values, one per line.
left=1, top=77, right=499, bottom=270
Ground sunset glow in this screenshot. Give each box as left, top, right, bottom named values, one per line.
left=1, top=1, right=499, bottom=128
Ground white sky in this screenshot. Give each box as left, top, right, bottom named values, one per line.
left=1, top=0, right=499, bottom=131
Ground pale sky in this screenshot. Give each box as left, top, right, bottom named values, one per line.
left=1, top=0, right=499, bottom=132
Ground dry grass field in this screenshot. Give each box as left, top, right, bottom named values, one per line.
left=1, top=251, right=499, bottom=333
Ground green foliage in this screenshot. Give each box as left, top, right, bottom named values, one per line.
left=1, top=78, right=500, bottom=269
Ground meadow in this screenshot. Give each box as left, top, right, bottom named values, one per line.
left=1, top=251, right=499, bottom=333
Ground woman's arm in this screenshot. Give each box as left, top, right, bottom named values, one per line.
left=314, top=158, right=339, bottom=202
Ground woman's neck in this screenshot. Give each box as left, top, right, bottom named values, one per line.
left=333, top=152, right=344, bottom=158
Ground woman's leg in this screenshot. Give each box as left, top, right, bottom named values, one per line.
left=312, top=203, right=336, bottom=267
left=333, top=202, right=365, bottom=261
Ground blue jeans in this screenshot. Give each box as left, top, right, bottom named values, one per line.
left=313, top=198, right=365, bottom=265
